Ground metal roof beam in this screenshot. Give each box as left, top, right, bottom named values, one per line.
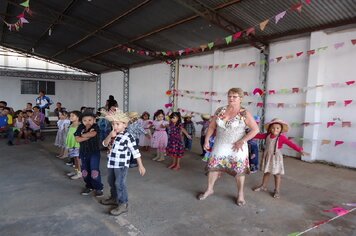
left=52, top=0, right=152, bottom=58
left=71, top=0, right=242, bottom=64
left=30, top=0, right=78, bottom=52
left=173, top=0, right=266, bottom=49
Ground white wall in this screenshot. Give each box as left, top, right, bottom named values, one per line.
left=129, top=63, right=170, bottom=117
left=0, top=76, right=96, bottom=111
left=101, top=71, right=124, bottom=109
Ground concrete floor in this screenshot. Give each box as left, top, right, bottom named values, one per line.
left=0, top=135, right=355, bottom=236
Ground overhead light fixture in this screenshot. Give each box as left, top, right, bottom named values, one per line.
left=49, top=28, right=52, bottom=36
left=32, top=48, right=34, bottom=53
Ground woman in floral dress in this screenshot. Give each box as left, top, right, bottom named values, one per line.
left=198, top=88, right=259, bottom=206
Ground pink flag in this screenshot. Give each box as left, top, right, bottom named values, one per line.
left=344, top=100, right=352, bottom=106
left=352, top=39, right=356, bottom=45
left=296, top=52, right=304, bottom=57
left=334, top=141, right=344, bottom=147
left=257, top=102, right=263, bottom=107
left=292, top=88, right=299, bottom=93
left=269, top=90, right=276, bottom=95
left=334, top=42, right=345, bottom=49
left=346, top=80, right=355, bottom=85
left=327, top=122, right=335, bottom=128
left=275, top=11, right=286, bottom=24
left=246, top=27, right=255, bottom=36
left=324, top=207, right=349, bottom=216
left=291, top=3, right=303, bottom=13
left=234, top=64, right=239, bottom=68
left=233, top=31, right=242, bottom=41
left=305, top=0, right=312, bottom=4
left=307, top=50, right=315, bottom=55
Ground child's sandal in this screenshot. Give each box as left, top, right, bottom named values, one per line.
left=252, top=186, right=267, bottom=192
left=273, top=190, right=280, bottom=199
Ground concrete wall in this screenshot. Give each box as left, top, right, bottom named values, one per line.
left=0, top=76, right=96, bottom=111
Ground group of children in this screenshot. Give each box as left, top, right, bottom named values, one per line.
left=0, top=101, right=49, bottom=146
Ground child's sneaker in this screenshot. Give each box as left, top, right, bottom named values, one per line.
left=70, top=172, right=82, bottom=180
left=100, top=197, right=117, bottom=206
left=81, top=188, right=93, bottom=196
left=110, top=203, right=128, bottom=216
left=66, top=171, right=76, bottom=177
left=95, top=190, right=104, bottom=197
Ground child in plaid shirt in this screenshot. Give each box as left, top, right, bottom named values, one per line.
left=100, top=109, right=146, bottom=216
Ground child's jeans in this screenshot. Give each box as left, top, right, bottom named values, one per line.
left=248, top=140, right=259, bottom=171
left=80, top=150, right=103, bottom=191
left=108, top=167, right=128, bottom=204
left=184, top=136, right=193, bottom=150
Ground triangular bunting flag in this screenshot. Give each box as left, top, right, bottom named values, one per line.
left=275, top=11, right=286, bottom=24
left=342, top=121, right=351, bottom=127
left=352, top=39, right=356, bottom=45
left=305, top=0, right=312, bottom=4
left=234, top=64, right=239, bottom=68
left=317, top=46, right=328, bottom=51
left=248, top=62, right=256, bottom=67
left=291, top=3, right=303, bottom=13
left=286, top=54, right=294, bottom=59
left=277, top=103, right=284, bottom=108
left=276, top=57, right=283, bottom=62
left=346, top=81, right=355, bottom=85
left=227, top=64, right=233, bottom=69
left=292, top=88, right=299, bottom=93
left=260, top=20, right=269, bottom=31
left=207, top=42, right=214, bottom=50
left=327, top=122, right=335, bottom=128
left=200, top=45, right=207, bottom=52
left=233, top=32, right=242, bottom=41
left=256, top=102, right=263, bottom=107
left=327, top=101, right=336, bottom=107
left=307, top=50, right=315, bottom=55
left=334, top=42, right=344, bottom=49
left=269, top=58, right=275, bottom=63
left=246, top=27, right=255, bottom=36
left=185, top=48, right=191, bottom=54
left=225, top=35, right=233, bottom=45
left=296, top=52, right=304, bottom=57
left=344, top=100, right=352, bottom=106
left=321, top=139, right=331, bottom=145
left=20, top=0, right=30, bottom=8
left=178, top=50, right=184, bottom=56
left=269, top=90, right=275, bottom=95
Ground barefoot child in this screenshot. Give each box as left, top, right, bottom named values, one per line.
left=166, top=112, right=191, bottom=170
left=66, top=111, right=82, bottom=180
left=151, top=109, right=168, bottom=162
left=100, top=109, right=146, bottom=216
left=252, top=118, right=308, bottom=198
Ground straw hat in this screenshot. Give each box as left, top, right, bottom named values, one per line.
left=128, top=111, right=140, bottom=119
left=183, top=113, right=193, bottom=118
left=101, top=109, right=130, bottom=124
left=264, top=118, right=289, bottom=133
left=201, top=113, right=211, bottom=120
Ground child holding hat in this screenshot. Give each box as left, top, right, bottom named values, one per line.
left=252, top=118, right=308, bottom=199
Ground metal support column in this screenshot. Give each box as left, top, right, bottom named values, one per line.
left=123, top=69, right=129, bottom=112
left=259, top=46, right=269, bottom=131
left=169, top=60, right=178, bottom=112
left=95, top=74, right=101, bottom=110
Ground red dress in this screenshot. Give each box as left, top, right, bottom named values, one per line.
left=166, top=123, right=185, bottom=158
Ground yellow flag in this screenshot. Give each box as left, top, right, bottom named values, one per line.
left=260, top=19, right=269, bottom=31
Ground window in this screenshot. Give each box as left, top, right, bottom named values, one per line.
left=21, top=80, right=55, bottom=95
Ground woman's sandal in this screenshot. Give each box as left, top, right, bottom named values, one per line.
left=198, top=191, right=214, bottom=200
left=273, top=190, right=280, bottom=199
left=252, top=186, right=267, bottom=192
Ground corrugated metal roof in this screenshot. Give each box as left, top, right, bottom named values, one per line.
left=0, top=0, right=355, bottom=74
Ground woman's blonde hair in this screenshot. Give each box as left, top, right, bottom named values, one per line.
left=227, top=88, right=244, bottom=100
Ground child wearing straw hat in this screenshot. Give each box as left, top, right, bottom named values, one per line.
left=100, top=109, right=146, bottom=216
left=252, top=118, right=308, bottom=199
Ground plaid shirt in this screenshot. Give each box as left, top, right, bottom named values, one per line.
left=127, top=120, right=146, bottom=139
left=107, top=130, right=141, bottom=168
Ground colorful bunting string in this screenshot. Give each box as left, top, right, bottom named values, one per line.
left=179, top=38, right=356, bottom=71
left=115, top=1, right=315, bottom=57
left=1, top=0, right=31, bottom=32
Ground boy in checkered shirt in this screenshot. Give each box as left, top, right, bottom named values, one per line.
left=100, top=109, right=146, bottom=216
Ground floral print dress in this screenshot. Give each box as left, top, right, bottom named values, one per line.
left=207, top=106, right=250, bottom=176
left=166, top=123, right=185, bottom=158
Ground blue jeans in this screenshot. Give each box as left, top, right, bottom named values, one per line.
left=248, top=141, right=259, bottom=170
left=184, top=136, right=192, bottom=150
left=80, top=150, right=103, bottom=191
left=108, top=167, right=128, bottom=204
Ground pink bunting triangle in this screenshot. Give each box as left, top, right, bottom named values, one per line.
left=233, top=32, right=242, bottom=41
left=346, top=80, right=355, bottom=85
left=352, top=39, right=356, bottom=45
left=246, top=27, right=255, bottom=36
left=344, top=100, right=352, bottom=106
left=296, top=52, right=304, bottom=57
left=327, top=122, right=335, bottom=128
left=305, top=0, right=312, bottom=4
left=275, top=11, right=286, bottom=24
left=334, top=141, right=344, bottom=146
left=334, top=42, right=344, bottom=49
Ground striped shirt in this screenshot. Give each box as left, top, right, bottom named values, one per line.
left=108, top=130, right=141, bottom=168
